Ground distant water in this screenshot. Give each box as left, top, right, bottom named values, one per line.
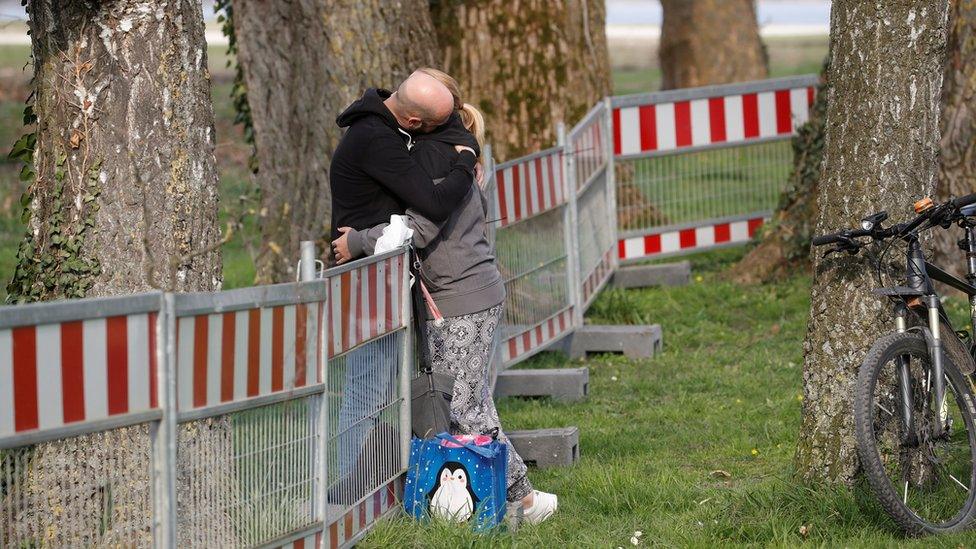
left=0, top=1, right=832, bottom=25
left=606, top=0, right=831, bottom=27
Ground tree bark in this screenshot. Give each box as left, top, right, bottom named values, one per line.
left=658, top=0, right=768, bottom=90
left=7, top=0, right=221, bottom=302
left=2, top=1, right=221, bottom=546
left=430, top=0, right=611, bottom=160
left=931, top=0, right=976, bottom=280
left=232, top=0, right=439, bottom=283
left=794, top=0, right=949, bottom=485
left=726, top=61, right=828, bottom=284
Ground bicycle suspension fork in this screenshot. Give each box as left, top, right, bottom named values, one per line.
left=925, top=294, right=949, bottom=438
left=894, top=302, right=917, bottom=445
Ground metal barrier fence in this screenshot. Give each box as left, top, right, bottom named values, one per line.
left=487, top=99, right=619, bottom=367
left=0, top=75, right=817, bottom=547
left=611, top=75, right=818, bottom=262
left=490, top=146, right=578, bottom=368
left=567, top=101, right=617, bottom=313
left=0, top=248, right=410, bottom=549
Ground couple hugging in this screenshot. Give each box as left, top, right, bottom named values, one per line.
left=328, top=68, right=557, bottom=525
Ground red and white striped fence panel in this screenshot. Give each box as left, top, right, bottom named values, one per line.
left=618, top=216, right=766, bottom=262
left=571, top=107, right=608, bottom=192
left=175, top=302, right=323, bottom=412
left=326, top=479, right=400, bottom=548
left=327, top=252, right=407, bottom=358
left=612, top=77, right=817, bottom=158
left=0, top=303, right=160, bottom=440
left=493, top=148, right=566, bottom=227
left=502, top=307, right=575, bottom=365
left=581, top=249, right=615, bottom=307
left=173, top=251, right=407, bottom=413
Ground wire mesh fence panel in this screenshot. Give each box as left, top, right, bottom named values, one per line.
left=615, top=140, right=792, bottom=235
left=494, top=206, right=570, bottom=333
left=488, top=146, right=577, bottom=366
left=1, top=426, right=154, bottom=548
left=324, top=331, right=405, bottom=525
left=572, top=104, right=608, bottom=194
left=576, top=169, right=615, bottom=292
left=610, top=75, right=817, bottom=262
left=569, top=103, right=616, bottom=311
left=176, top=397, right=320, bottom=548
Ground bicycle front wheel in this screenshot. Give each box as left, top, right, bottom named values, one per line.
left=854, top=331, right=976, bottom=535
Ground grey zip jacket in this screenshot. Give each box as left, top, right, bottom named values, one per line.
left=345, top=114, right=505, bottom=318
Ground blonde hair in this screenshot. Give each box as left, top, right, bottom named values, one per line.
left=417, top=67, right=486, bottom=161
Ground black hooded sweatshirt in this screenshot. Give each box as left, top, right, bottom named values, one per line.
left=329, top=88, right=479, bottom=242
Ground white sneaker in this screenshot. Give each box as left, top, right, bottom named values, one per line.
left=522, top=490, right=558, bottom=525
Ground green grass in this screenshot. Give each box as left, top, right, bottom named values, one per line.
left=612, top=36, right=827, bottom=96
left=362, top=249, right=976, bottom=548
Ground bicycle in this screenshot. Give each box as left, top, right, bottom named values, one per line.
left=812, top=192, right=976, bottom=535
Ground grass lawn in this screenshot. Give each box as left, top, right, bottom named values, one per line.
left=612, top=36, right=827, bottom=96
left=363, top=248, right=976, bottom=548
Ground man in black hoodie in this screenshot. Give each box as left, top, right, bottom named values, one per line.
left=329, top=70, right=480, bottom=249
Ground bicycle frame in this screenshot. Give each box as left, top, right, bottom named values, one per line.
left=882, top=225, right=976, bottom=444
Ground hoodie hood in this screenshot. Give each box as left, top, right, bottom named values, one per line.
left=336, top=88, right=480, bottom=154
left=336, top=88, right=398, bottom=129
left=414, top=112, right=479, bottom=151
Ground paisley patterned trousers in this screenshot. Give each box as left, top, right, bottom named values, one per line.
left=425, top=304, right=533, bottom=502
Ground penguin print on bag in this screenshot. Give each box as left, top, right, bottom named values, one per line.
left=427, top=461, right=480, bottom=521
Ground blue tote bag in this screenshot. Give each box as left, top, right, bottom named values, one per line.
left=404, top=433, right=508, bottom=530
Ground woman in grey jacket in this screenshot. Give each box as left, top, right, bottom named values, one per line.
left=332, top=68, right=557, bottom=525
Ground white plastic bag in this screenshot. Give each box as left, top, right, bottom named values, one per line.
left=373, top=214, right=414, bottom=255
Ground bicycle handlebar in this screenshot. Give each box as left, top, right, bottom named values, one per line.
left=812, top=230, right=868, bottom=247
left=813, top=193, right=976, bottom=249
left=952, top=192, right=976, bottom=210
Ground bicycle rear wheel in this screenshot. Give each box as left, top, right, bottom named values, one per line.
left=854, top=331, right=976, bottom=535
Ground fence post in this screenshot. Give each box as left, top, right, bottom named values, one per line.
left=151, top=292, right=178, bottom=549
left=302, top=240, right=330, bottom=528
left=559, top=122, right=584, bottom=328
left=398, top=249, right=413, bottom=466
left=603, top=97, right=620, bottom=271
left=300, top=240, right=316, bottom=282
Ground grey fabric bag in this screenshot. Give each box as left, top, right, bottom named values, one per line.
left=409, top=253, right=454, bottom=439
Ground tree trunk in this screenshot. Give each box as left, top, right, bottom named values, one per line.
left=7, top=0, right=221, bottom=302
left=658, top=0, right=768, bottom=90
left=430, top=0, right=611, bottom=160
left=794, top=0, right=949, bottom=485
left=931, top=0, right=976, bottom=280
left=726, top=60, right=828, bottom=284
left=2, top=1, right=222, bottom=546
left=231, top=0, right=439, bottom=283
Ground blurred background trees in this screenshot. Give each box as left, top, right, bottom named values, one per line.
left=430, top=0, right=611, bottom=160
left=658, top=0, right=768, bottom=89
left=931, top=0, right=976, bottom=279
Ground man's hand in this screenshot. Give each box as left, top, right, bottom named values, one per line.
left=332, top=226, right=353, bottom=264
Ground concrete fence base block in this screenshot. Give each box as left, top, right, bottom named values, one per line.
left=565, top=324, right=663, bottom=359
left=612, top=261, right=691, bottom=288
left=507, top=427, right=580, bottom=468
left=494, top=367, right=589, bottom=402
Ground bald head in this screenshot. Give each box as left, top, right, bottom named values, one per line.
left=389, top=71, right=455, bottom=133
